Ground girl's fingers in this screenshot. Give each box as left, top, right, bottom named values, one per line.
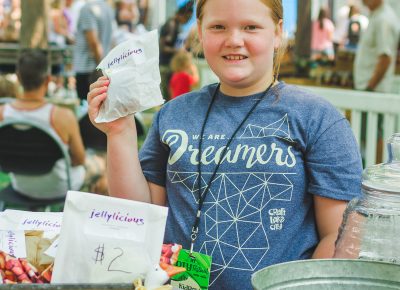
left=88, top=77, right=109, bottom=92
left=87, top=85, right=108, bottom=102
left=88, top=92, right=107, bottom=121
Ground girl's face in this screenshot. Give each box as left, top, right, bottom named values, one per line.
left=198, top=0, right=282, bottom=96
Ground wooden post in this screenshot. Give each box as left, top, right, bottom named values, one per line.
left=19, top=0, right=49, bottom=49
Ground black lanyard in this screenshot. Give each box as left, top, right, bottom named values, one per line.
left=190, top=81, right=275, bottom=254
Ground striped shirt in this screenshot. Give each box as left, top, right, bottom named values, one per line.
left=73, top=0, right=114, bottom=73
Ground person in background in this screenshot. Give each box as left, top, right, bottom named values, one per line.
left=115, top=0, right=137, bottom=32
left=68, top=0, right=86, bottom=36
left=159, top=0, right=194, bottom=66
left=311, top=7, right=335, bottom=63
left=354, top=0, right=400, bottom=93
left=169, top=50, right=199, bottom=99
left=0, top=0, right=20, bottom=42
left=113, top=0, right=146, bottom=45
left=332, top=3, right=350, bottom=55
left=49, top=0, right=70, bottom=47
left=354, top=0, right=399, bottom=164
left=345, top=5, right=369, bottom=51
left=73, top=0, right=114, bottom=102
left=159, top=0, right=195, bottom=99
left=0, top=50, right=107, bottom=198
left=137, top=0, right=148, bottom=27
left=87, top=0, right=362, bottom=288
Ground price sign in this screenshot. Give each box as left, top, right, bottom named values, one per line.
left=85, top=239, right=152, bottom=283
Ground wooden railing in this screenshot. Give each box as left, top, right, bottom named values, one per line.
left=194, top=59, right=400, bottom=168
left=0, top=43, right=72, bottom=71
left=300, top=86, right=400, bottom=167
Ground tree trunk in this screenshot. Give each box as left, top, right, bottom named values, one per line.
left=20, top=0, right=49, bottom=49
left=295, top=0, right=312, bottom=59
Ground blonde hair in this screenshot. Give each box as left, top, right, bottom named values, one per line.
left=170, top=51, right=193, bottom=73
left=195, top=0, right=286, bottom=79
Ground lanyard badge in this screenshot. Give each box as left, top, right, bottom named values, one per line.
left=170, top=249, right=212, bottom=290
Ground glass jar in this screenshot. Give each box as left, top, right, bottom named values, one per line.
left=334, top=133, right=400, bottom=264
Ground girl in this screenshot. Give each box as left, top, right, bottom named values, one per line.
left=169, top=50, right=199, bottom=99
left=311, top=7, right=335, bottom=62
left=87, top=0, right=362, bottom=289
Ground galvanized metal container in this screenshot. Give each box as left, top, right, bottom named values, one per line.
left=252, top=259, right=400, bottom=290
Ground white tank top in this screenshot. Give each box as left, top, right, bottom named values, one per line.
left=3, top=103, right=85, bottom=199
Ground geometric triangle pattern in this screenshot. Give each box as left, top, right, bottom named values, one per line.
left=239, top=114, right=293, bottom=142
left=167, top=170, right=294, bottom=285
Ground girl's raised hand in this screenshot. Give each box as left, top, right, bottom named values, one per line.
left=87, top=76, right=136, bottom=136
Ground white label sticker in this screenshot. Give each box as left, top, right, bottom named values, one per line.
left=0, top=230, right=27, bottom=258
left=84, top=208, right=148, bottom=242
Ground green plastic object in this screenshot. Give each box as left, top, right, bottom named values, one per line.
left=251, top=259, right=400, bottom=290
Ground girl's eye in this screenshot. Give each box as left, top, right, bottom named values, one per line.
left=211, top=25, right=225, bottom=30
left=244, top=25, right=257, bottom=31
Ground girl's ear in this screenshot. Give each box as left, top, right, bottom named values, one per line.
left=274, top=19, right=283, bottom=49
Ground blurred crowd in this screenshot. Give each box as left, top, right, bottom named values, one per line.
left=309, top=0, right=400, bottom=92
left=0, top=0, right=198, bottom=101
left=0, top=0, right=398, bottom=201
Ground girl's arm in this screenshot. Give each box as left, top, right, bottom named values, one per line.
left=312, top=195, right=348, bottom=258
left=88, top=77, right=167, bottom=205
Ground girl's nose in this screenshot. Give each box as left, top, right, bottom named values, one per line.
left=225, top=29, right=244, bottom=47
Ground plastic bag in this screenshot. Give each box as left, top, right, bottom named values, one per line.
left=95, top=29, right=164, bottom=123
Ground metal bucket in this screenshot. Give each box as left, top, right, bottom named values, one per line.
left=251, top=259, right=400, bottom=290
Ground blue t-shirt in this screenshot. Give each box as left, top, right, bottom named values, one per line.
left=139, top=82, right=362, bottom=290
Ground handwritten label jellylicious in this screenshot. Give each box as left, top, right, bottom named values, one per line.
left=89, top=209, right=145, bottom=225
left=0, top=211, right=64, bottom=232
left=107, top=48, right=143, bottom=68
left=84, top=207, right=148, bottom=242
left=20, top=219, right=61, bottom=229
left=0, top=230, right=27, bottom=258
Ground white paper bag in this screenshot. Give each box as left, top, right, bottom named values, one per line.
left=95, top=29, right=164, bottom=123
left=0, top=210, right=63, bottom=259
left=52, top=191, right=168, bottom=283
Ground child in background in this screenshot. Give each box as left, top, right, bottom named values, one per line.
left=168, top=50, right=199, bottom=99
left=87, top=0, right=362, bottom=288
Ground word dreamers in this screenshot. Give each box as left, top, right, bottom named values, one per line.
left=107, top=48, right=143, bottom=68
left=89, top=209, right=144, bottom=225
left=162, top=130, right=297, bottom=169
left=21, top=219, right=61, bottom=228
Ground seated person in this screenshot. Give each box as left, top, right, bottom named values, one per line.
left=0, top=50, right=107, bottom=199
